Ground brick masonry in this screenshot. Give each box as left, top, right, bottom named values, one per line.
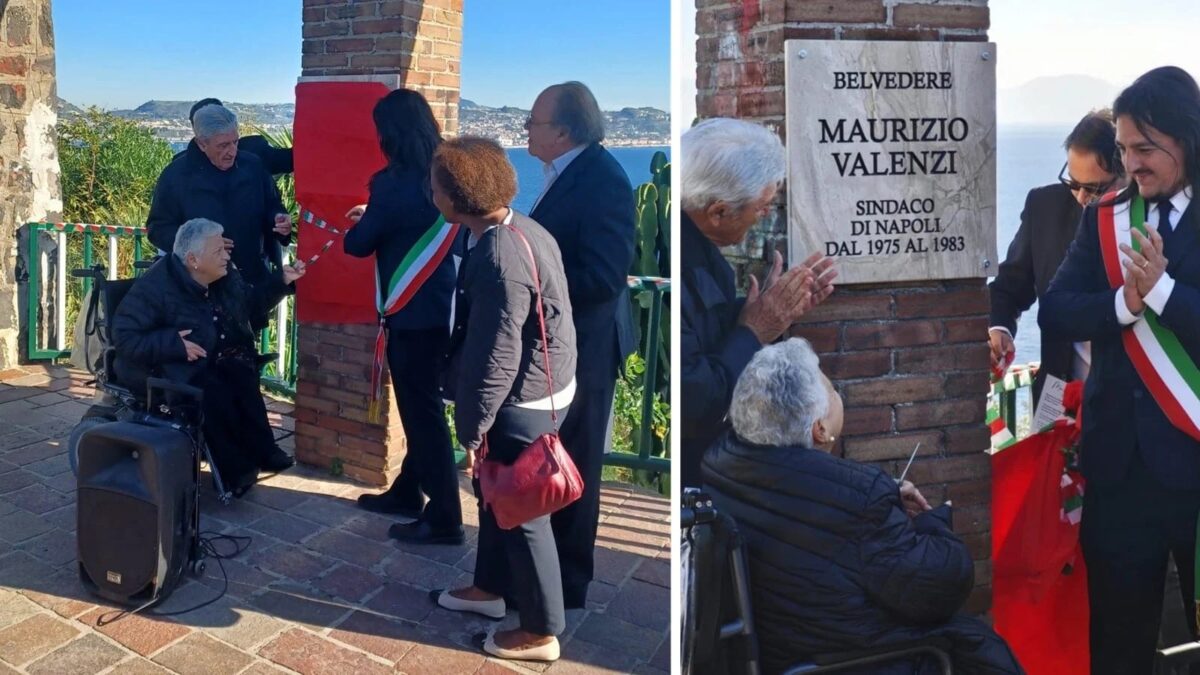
left=695, top=0, right=995, bottom=612
left=295, top=0, right=463, bottom=486
left=0, top=0, right=61, bottom=372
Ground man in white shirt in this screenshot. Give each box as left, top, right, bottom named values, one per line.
left=1039, top=66, right=1200, bottom=674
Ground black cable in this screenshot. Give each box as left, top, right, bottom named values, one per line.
left=95, top=532, right=252, bottom=625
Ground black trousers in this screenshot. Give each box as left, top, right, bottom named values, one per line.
left=473, top=404, right=569, bottom=636
left=552, top=362, right=618, bottom=608
left=199, top=358, right=276, bottom=487
left=1082, top=451, right=1200, bottom=675
left=384, top=327, right=462, bottom=530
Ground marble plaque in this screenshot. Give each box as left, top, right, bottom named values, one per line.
left=785, top=40, right=997, bottom=284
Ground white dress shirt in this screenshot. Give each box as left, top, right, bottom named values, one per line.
left=529, top=144, right=587, bottom=213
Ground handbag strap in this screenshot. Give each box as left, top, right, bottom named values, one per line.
left=503, top=222, right=558, bottom=430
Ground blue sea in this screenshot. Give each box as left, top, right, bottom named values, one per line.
left=996, top=125, right=1072, bottom=366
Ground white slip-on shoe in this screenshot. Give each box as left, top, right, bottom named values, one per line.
left=431, top=589, right=506, bottom=619
left=482, top=634, right=560, bottom=662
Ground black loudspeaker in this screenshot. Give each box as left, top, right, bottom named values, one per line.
left=76, top=419, right=197, bottom=606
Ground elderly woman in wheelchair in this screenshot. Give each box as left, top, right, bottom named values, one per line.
left=698, top=338, right=1022, bottom=674
left=108, top=218, right=305, bottom=498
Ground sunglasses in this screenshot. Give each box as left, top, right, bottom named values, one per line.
left=1058, top=162, right=1116, bottom=199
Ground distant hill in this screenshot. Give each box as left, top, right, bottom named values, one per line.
left=55, top=98, right=670, bottom=147
left=999, top=75, right=1120, bottom=127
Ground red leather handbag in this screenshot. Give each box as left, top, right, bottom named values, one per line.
left=477, top=224, right=584, bottom=530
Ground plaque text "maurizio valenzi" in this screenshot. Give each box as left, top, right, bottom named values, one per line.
left=823, top=70, right=964, bottom=177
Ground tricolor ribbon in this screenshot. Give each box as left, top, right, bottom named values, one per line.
left=366, top=214, right=461, bottom=422
left=299, top=208, right=345, bottom=265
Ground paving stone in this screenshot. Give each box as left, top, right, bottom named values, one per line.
left=0, top=613, right=81, bottom=666
left=79, top=606, right=192, bottom=657
left=0, top=661, right=18, bottom=675
left=591, top=545, right=642, bottom=586
left=364, top=580, right=436, bottom=624
left=0, top=589, right=41, bottom=629
left=304, top=529, right=393, bottom=569
left=107, top=656, right=174, bottom=674
left=0, top=508, right=57, bottom=545
left=41, top=400, right=91, bottom=421
left=603, top=579, right=670, bottom=631
left=314, top=563, right=385, bottom=603
left=40, top=504, right=76, bottom=533
left=154, top=586, right=286, bottom=651
left=0, top=460, right=17, bottom=477
left=250, top=543, right=336, bottom=580
left=17, top=528, right=77, bottom=566
left=151, top=633, right=253, bottom=675
left=649, top=635, right=671, bottom=672
left=395, top=638, right=488, bottom=674
left=287, top=497, right=360, bottom=528
left=632, top=557, right=669, bottom=588
left=328, top=610, right=421, bottom=663
left=252, top=586, right=350, bottom=630
left=341, top=512, right=399, bottom=542
left=419, top=605, right=496, bottom=645
left=17, top=567, right=98, bottom=619
left=197, top=558, right=279, bottom=600
left=43, top=471, right=78, bottom=495
left=24, top=453, right=70, bottom=478
left=25, top=393, right=68, bottom=408
left=0, top=551, right=56, bottom=589
left=379, top=551, right=463, bottom=591
left=246, top=511, right=323, bottom=543
left=25, top=633, right=128, bottom=675
left=572, top=613, right=662, bottom=661
left=243, top=484, right=310, bottom=513
left=210, top=499, right=275, bottom=527
left=240, top=661, right=293, bottom=675
left=4, top=483, right=71, bottom=515
left=258, top=628, right=394, bottom=675
left=0, top=469, right=39, bottom=496
left=583, top=582, right=619, bottom=611
left=398, top=535, right=473, bottom=567
left=547, top=637, right=644, bottom=674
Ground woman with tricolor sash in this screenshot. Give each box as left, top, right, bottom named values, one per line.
left=1040, top=66, right=1200, bottom=674
left=343, top=89, right=465, bottom=546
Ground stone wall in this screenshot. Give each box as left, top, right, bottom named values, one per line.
left=0, top=0, right=60, bottom=373
left=694, top=0, right=994, bottom=612
left=295, top=0, right=463, bottom=486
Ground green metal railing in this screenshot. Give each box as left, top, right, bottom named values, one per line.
left=23, top=223, right=670, bottom=474
left=988, top=362, right=1038, bottom=451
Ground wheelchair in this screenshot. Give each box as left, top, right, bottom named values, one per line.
left=681, top=488, right=954, bottom=675
left=67, top=261, right=235, bottom=505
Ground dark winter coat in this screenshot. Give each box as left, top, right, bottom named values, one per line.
left=444, top=212, right=577, bottom=451
left=702, top=433, right=1023, bottom=675
left=111, top=254, right=290, bottom=396
left=146, top=143, right=288, bottom=285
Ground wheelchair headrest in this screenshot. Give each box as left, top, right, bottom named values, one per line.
left=100, top=278, right=137, bottom=342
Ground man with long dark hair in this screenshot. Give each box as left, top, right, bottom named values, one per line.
left=1041, top=66, right=1200, bottom=673
left=343, top=89, right=463, bottom=545
left=990, top=110, right=1124, bottom=403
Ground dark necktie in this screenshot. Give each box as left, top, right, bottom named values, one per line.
left=1157, top=200, right=1175, bottom=252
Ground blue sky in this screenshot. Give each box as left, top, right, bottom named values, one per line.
left=52, top=0, right=670, bottom=111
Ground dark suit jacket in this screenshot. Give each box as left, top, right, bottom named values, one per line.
left=680, top=213, right=761, bottom=487
left=529, top=142, right=636, bottom=379
left=990, top=183, right=1082, bottom=401
left=1040, top=187, right=1200, bottom=490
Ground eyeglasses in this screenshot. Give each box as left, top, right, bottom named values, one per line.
left=1058, top=162, right=1116, bottom=200
left=523, top=116, right=554, bottom=130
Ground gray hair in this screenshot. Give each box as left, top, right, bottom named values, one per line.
left=681, top=118, right=785, bottom=212
left=730, top=338, right=829, bottom=448
left=192, top=104, right=238, bottom=140
left=173, top=218, right=224, bottom=261
left=546, top=81, right=605, bottom=145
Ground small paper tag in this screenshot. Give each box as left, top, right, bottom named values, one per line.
left=1033, top=374, right=1069, bottom=431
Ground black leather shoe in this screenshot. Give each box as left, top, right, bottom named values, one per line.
left=259, top=446, right=295, bottom=472
left=357, top=492, right=423, bottom=519
left=388, top=520, right=464, bottom=546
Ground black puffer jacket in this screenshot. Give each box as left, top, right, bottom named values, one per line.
left=703, top=434, right=1022, bottom=675
left=445, top=212, right=576, bottom=451
left=111, top=255, right=290, bottom=395
left=146, top=144, right=288, bottom=284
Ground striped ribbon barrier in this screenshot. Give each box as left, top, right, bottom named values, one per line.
left=29, top=222, right=146, bottom=236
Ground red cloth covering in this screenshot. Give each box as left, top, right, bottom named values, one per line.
left=293, top=81, right=391, bottom=324
left=992, top=420, right=1089, bottom=675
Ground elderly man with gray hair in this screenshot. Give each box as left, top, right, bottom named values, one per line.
left=523, top=80, right=637, bottom=609
left=700, top=338, right=1022, bottom=674
left=680, top=117, right=837, bottom=487
left=112, top=218, right=305, bottom=496
left=146, top=103, right=292, bottom=295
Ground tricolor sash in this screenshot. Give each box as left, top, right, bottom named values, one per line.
left=1097, top=191, right=1200, bottom=441
left=367, top=215, right=461, bottom=422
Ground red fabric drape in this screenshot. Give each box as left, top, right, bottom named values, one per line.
left=992, top=421, right=1089, bottom=675
left=293, top=81, right=391, bottom=323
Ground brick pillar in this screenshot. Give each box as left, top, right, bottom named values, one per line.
left=0, top=0, right=60, bottom=372
left=294, top=0, right=463, bottom=486
left=695, top=0, right=994, bottom=612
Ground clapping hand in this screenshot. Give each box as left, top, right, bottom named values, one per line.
left=273, top=213, right=293, bottom=237
left=178, top=329, right=206, bottom=362
left=1120, top=227, right=1168, bottom=313
left=282, top=260, right=307, bottom=284
left=345, top=204, right=367, bottom=224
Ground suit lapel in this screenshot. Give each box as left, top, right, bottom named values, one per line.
left=1167, top=195, right=1199, bottom=272
left=530, top=143, right=599, bottom=221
